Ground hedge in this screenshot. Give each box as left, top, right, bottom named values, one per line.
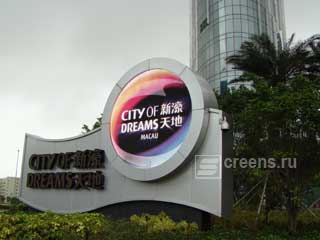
left=0, top=211, right=320, bottom=240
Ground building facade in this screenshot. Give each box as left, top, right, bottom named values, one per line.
left=190, top=0, right=286, bottom=93
left=0, top=177, right=20, bottom=202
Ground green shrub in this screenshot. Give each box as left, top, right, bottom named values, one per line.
left=6, top=198, right=28, bottom=213
left=105, top=217, right=203, bottom=240
left=0, top=212, right=107, bottom=240
left=0, top=210, right=320, bottom=240
left=130, top=211, right=198, bottom=234
left=214, top=208, right=320, bottom=231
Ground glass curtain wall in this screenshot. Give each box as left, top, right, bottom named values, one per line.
left=191, top=0, right=286, bottom=93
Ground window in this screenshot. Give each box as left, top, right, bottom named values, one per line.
left=220, top=38, right=226, bottom=52
left=254, top=21, right=259, bottom=34
left=213, top=25, right=219, bottom=38
left=241, top=19, right=248, bottom=32
left=220, top=58, right=226, bottom=72
left=225, top=0, right=232, bottom=6
left=218, top=0, right=225, bottom=9
left=214, top=40, right=220, bottom=54
left=240, top=6, right=248, bottom=15
left=219, top=6, right=225, bottom=17
left=220, top=81, right=228, bottom=94
left=226, top=38, right=234, bottom=52
left=233, top=5, right=241, bottom=14
left=226, top=19, right=233, bottom=33
left=209, top=45, right=214, bottom=58
left=240, top=0, right=248, bottom=6
left=219, top=20, right=226, bottom=35
left=234, top=19, right=241, bottom=32
left=234, top=37, right=242, bottom=50
left=209, top=62, right=214, bottom=77
left=248, top=7, right=254, bottom=17
left=248, top=21, right=254, bottom=34
left=225, top=6, right=232, bottom=15
left=214, top=60, right=220, bottom=75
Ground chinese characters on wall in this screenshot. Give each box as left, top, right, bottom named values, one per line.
left=27, top=149, right=105, bottom=190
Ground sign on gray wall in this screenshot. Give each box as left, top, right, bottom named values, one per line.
left=19, top=58, right=232, bottom=217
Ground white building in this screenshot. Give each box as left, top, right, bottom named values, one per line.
left=0, top=177, right=20, bottom=202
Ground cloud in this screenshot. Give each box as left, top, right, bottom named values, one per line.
left=0, top=0, right=189, bottom=178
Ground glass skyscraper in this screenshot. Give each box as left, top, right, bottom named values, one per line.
left=190, top=0, right=286, bottom=93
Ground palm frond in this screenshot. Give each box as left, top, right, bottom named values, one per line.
left=227, top=33, right=320, bottom=86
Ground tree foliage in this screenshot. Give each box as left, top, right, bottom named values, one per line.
left=82, top=114, right=103, bottom=133
left=220, top=34, right=320, bottom=233
left=227, top=33, right=320, bottom=86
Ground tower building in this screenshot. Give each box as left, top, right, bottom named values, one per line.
left=191, top=0, right=286, bottom=92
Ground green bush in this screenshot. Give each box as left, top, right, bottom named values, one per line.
left=0, top=210, right=320, bottom=239
left=6, top=198, right=28, bottom=213
left=130, top=211, right=198, bottom=234
left=0, top=212, right=108, bottom=240
left=214, top=209, right=320, bottom=231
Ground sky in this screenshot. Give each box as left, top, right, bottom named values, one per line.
left=0, top=0, right=318, bottom=178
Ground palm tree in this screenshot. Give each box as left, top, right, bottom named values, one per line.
left=226, top=33, right=320, bottom=86
left=306, top=34, right=320, bottom=78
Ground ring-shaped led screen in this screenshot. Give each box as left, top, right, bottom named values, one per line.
left=110, top=69, right=192, bottom=168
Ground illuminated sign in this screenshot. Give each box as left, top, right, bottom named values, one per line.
left=110, top=69, right=192, bottom=168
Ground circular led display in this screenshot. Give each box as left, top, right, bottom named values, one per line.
left=110, top=69, right=192, bottom=168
